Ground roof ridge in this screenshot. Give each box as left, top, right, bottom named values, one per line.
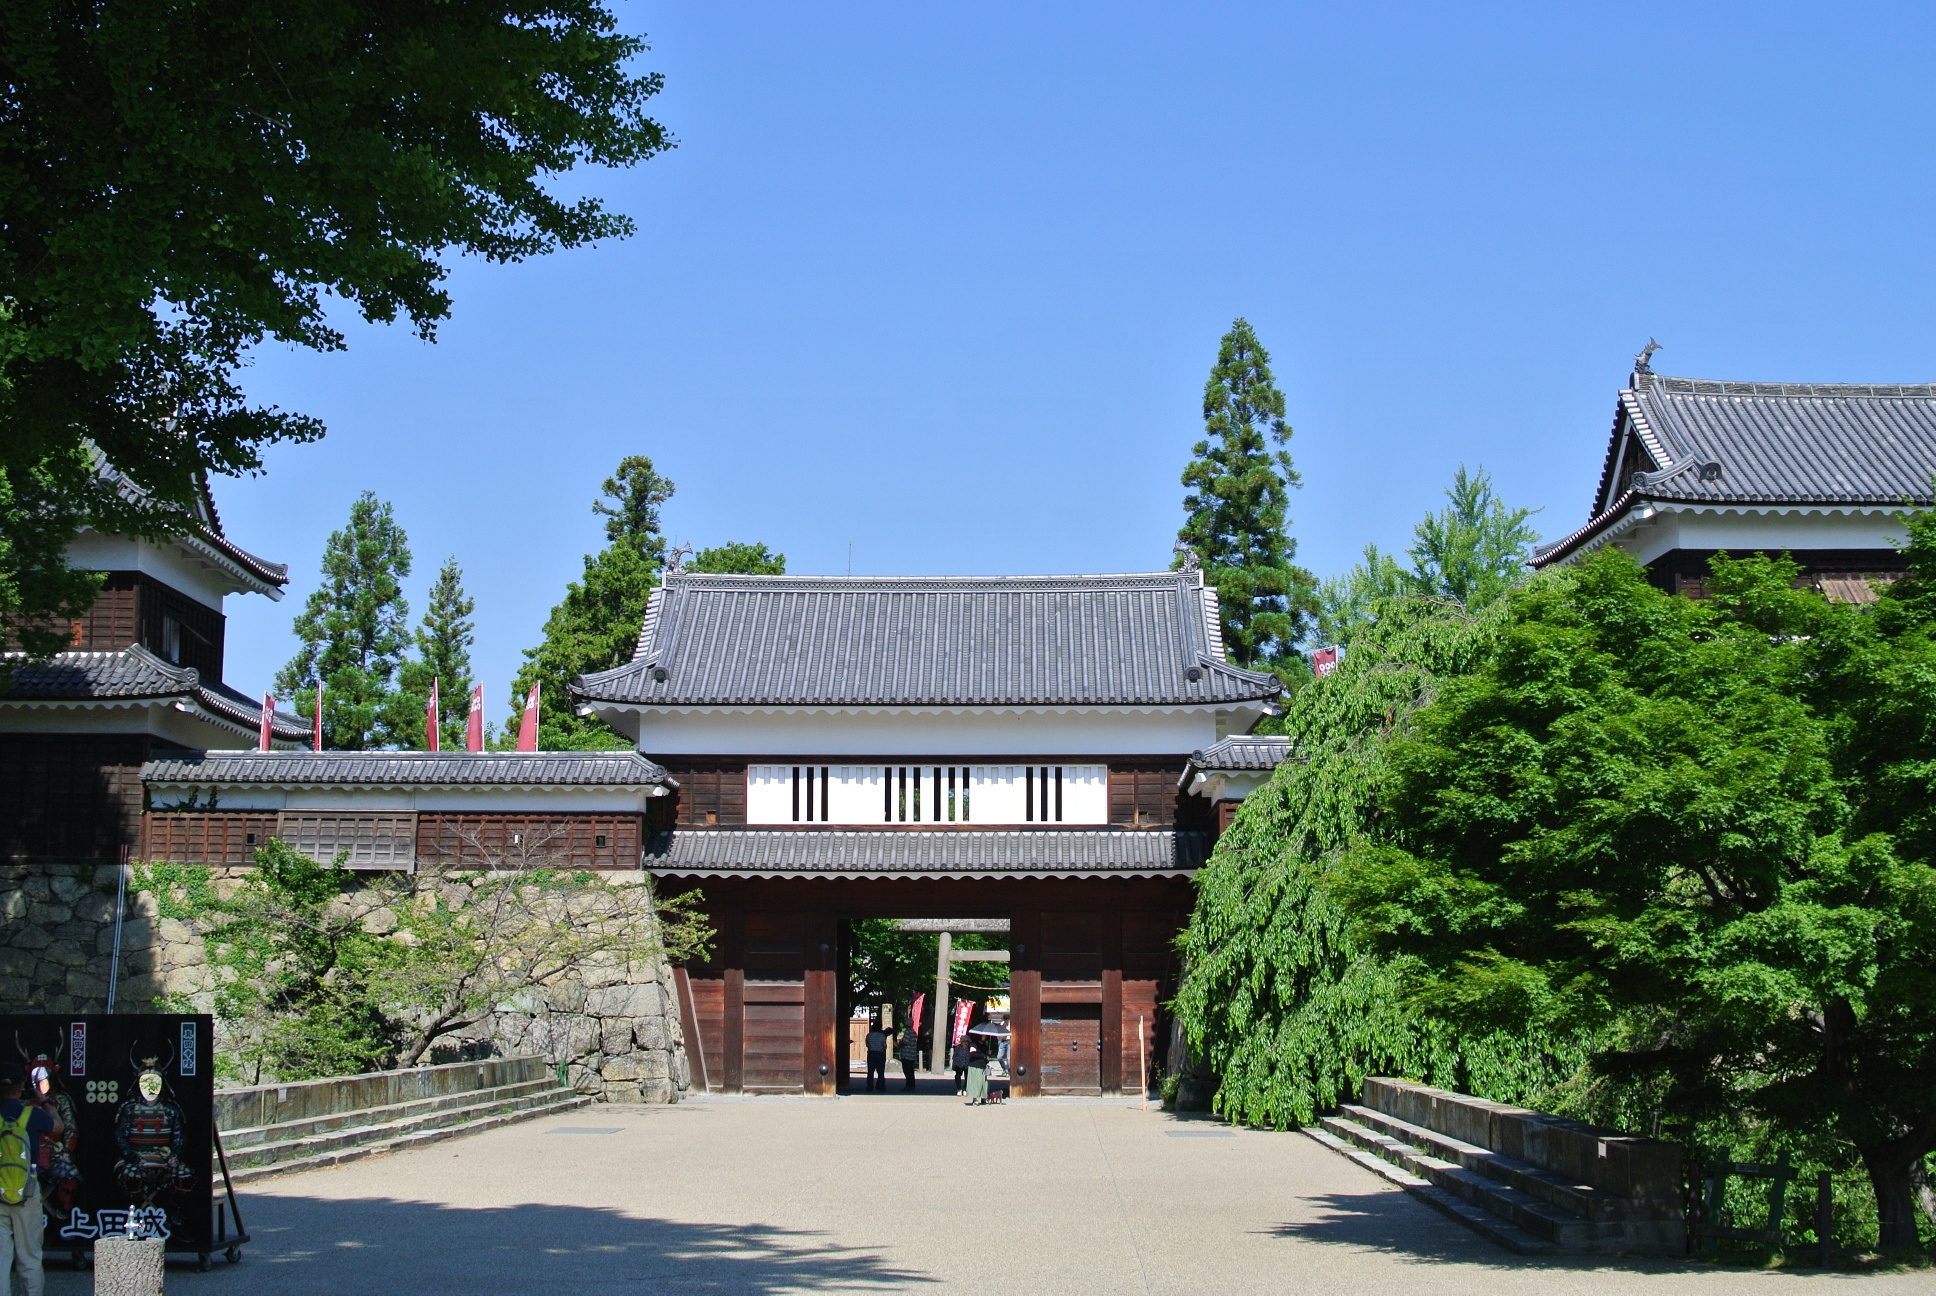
left=1650, top=374, right=1936, bottom=398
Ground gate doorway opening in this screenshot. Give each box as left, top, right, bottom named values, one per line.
left=838, top=918, right=1012, bottom=1096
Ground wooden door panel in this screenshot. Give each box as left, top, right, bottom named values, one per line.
left=1040, top=1004, right=1102, bottom=1093
left=743, top=1002, right=805, bottom=1090
left=686, top=974, right=725, bottom=1091
left=1121, top=979, right=1160, bottom=1096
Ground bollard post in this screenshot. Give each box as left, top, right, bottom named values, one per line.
left=1815, top=1170, right=1834, bottom=1267
left=95, top=1235, right=165, bottom=1295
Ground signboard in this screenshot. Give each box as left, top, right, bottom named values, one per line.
left=4, top=1015, right=215, bottom=1253
left=1312, top=646, right=1342, bottom=678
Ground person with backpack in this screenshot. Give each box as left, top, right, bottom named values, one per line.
left=0, top=1062, right=61, bottom=1296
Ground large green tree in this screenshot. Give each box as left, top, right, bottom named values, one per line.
left=689, top=541, right=786, bottom=575
left=1176, top=318, right=1317, bottom=674
left=512, top=456, right=672, bottom=749
left=1332, top=548, right=1936, bottom=1249
left=1316, top=466, right=1539, bottom=648
left=398, top=557, right=478, bottom=749
left=0, top=1, right=669, bottom=645
left=276, top=493, right=415, bottom=749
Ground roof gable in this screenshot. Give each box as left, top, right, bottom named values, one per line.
left=574, top=571, right=1283, bottom=709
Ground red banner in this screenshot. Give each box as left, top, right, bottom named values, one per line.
left=1313, top=646, right=1342, bottom=678
left=466, top=684, right=485, bottom=751
left=313, top=682, right=323, bottom=751
left=516, top=683, right=541, bottom=752
left=910, top=992, right=926, bottom=1038
left=425, top=678, right=440, bottom=752
left=951, top=998, right=975, bottom=1046
left=258, top=692, right=273, bottom=750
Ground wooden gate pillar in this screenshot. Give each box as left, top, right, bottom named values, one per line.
left=804, top=910, right=838, bottom=1095
left=1101, top=908, right=1124, bottom=1095
left=1010, top=909, right=1042, bottom=1098
left=721, top=909, right=746, bottom=1094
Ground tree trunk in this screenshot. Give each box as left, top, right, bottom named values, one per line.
left=1861, top=1141, right=1926, bottom=1251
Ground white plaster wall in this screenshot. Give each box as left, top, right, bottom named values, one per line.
left=619, top=706, right=1236, bottom=756
left=1186, top=769, right=1273, bottom=801
left=1618, top=508, right=1910, bottom=569
left=64, top=533, right=240, bottom=610
left=0, top=702, right=260, bottom=749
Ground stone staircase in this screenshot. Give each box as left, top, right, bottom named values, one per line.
left=217, top=1056, right=591, bottom=1183
left=1306, top=1078, right=1685, bottom=1257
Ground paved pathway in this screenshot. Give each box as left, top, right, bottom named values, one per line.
left=46, top=1094, right=1930, bottom=1294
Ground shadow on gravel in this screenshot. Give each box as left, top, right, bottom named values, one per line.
left=46, top=1196, right=934, bottom=1296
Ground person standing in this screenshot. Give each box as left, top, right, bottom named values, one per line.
left=950, top=1040, right=971, bottom=1096
left=896, top=1026, right=921, bottom=1092
left=863, top=1017, right=889, bottom=1093
left=0, top=1062, right=59, bottom=1296
left=964, top=1040, right=990, bottom=1105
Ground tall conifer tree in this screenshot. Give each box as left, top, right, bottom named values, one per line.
left=398, top=557, right=477, bottom=749
left=1176, top=319, right=1317, bottom=674
left=511, top=456, right=673, bottom=749
left=276, top=492, right=413, bottom=749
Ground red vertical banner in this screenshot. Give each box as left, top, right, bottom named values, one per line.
left=313, top=682, right=324, bottom=750
left=515, top=683, right=540, bottom=752
left=425, top=678, right=440, bottom=752
left=909, top=992, right=926, bottom=1039
left=951, top=997, right=974, bottom=1046
left=258, top=693, right=273, bottom=750
left=1313, top=646, right=1342, bottom=678
left=466, top=684, right=485, bottom=752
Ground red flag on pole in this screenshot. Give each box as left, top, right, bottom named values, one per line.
left=909, top=993, right=926, bottom=1039
left=425, top=678, right=440, bottom=752
left=258, top=693, right=273, bottom=750
left=1313, top=646, right=1342, bottom=678
left=515, top=683, right=540, bottom=752
left=313, top=683, right=323, bottom=750
left=951, top=998, right=974, bottom=1047
left=466, top=684, right=484, bottom=752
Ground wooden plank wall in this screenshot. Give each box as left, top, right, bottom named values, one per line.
left=415, top=813, right=643, bottom=867
left=0, top=734, right=163, bottom=863
left=143, top=813, right=277, bottom=866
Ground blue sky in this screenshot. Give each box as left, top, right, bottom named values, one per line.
left=218, top=1, right=1936, bottom=718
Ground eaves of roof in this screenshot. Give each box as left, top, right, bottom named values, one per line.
left=643, top=827, right=1208, bottom=880
left=142, top=749, right=672, bottom=788
left=1, top=647, right=310, bottom=741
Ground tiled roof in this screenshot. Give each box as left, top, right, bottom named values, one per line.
left=1537, top=371, right=1936, bottom=567
left=99, top=465, right=288, bottom=590
left=1, top=647, right=310, bottom=740
left=1184, top=735, right=1295, bottom=773
left=576, top=571, right=1282, bottom=709
left=644, top=828, right=1208, bottom=878
left=142, top=749, right=672, bottom=787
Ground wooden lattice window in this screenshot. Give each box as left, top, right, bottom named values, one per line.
left=275, top=811, right=417, bottom=870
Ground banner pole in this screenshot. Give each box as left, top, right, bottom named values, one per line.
left=107, top=845, right=130, bottom=1013
left=1138, top=1014, right=1147, bottom=1110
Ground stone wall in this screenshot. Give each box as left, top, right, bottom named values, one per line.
left=0, top=860, right=689, bottom=1103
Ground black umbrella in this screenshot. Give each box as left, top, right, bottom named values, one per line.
left=966, top=1022, right=1010, bottom=1038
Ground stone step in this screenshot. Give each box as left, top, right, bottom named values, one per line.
left=1320, top=1113, right=1595, bottom=1247
left=1337, top=1103, right=1675, bottom=1223
left=224, top=1087, right=592, bottom=1182
left=1302, top=1124, right=1559, bottom=1255
left=221, top=1077, right=565, bottom=1154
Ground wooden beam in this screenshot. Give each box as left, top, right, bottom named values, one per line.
left=673, top=966, right=708, bottom=1093
left=949, top=949, right=1010, bottom=961
left=1010, top=910, right=1041, bottom=1098
left=1102, top=909, right=1123, bottom=1095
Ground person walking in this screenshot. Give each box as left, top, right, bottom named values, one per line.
left=964, top=1040, right=990, bottom=1105
left=0, top=1062, right=60, bottom=1296
left=863, top=1017, right=889, bottom=1093
left=896, top=1026, right=921, bottom=1092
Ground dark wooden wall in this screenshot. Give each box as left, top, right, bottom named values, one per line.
left=665, top=874, right=1191, bottom=1098
left=10, top=571, right=225, bottom=681
left=139, top=810, right=646, bottom=868
left=0, top=734, right=185, bottom=864
left=1646, top=548, right=1908, bottom=599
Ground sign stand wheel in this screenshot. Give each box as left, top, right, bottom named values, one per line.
left=226, top=1245, right=243, bottom=1264
left=198, top=1251, right=213, bottom=1272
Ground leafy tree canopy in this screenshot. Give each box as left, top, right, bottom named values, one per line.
left=1332, top=547, right=1936, bottom=1249
left=276, top=492, right=415, bottom=749
left=1176, top=318, right=1316, bottom=675
left=1316, top=466, right=1539, bottom=649
left=689, top=541, right=786, bottom=575
left=397, top=556, right=478, bottom=749
left=0, top=0, right=669, bottom=643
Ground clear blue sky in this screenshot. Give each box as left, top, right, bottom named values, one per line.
left=218, top=1, right=1936, bottom=720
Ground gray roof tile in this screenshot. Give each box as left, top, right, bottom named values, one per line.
left=644, top=828, right=1207, bottom=878
left=1184, top=735, right=1295, bottom=773
left=2, top=647, right=308, bottom=739
left=141, top=749, right=671, bottom=787
left=1537, top=372, right=1936, bottom=566
left=575, top=571, right=1282, bottom=708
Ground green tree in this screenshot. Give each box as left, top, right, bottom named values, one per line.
left=1332, top=549, right=1936, bottom=1249
left=689, top=541, right=786, bottom=575
left=276, top=493, right=414, bottom=750
left=398, top=557, right=478, bottom=750
left=1315, top=467, right=1539, bottom=649
left=0, top=1, right=669, bottom=641
left=1, top=443, right=101, bottom=664
left=512, top=456, right=672, bottom=749
left=1176, top=318, right=1317, bottom=674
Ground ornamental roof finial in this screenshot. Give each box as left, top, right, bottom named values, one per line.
left=663, top=543, right=692, bottom=577
left=1634, top=337, right=1661, bottom=376
left=1173, top=539, right=1201, bottom=573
